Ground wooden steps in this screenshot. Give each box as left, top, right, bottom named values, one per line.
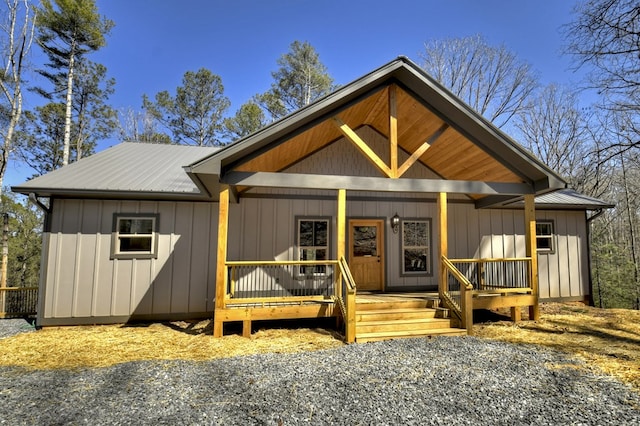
left=355, top=296, right=466, bottom=343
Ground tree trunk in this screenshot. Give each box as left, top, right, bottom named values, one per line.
left=63, top=48, right=76, bottom=166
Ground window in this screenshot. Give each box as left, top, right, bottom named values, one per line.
left=297, top=218, right=330, bottom=275
left=401, top=219, right=432, bottom=276
left=536, top=221, right=554, bottom=253
left=112, top=214, right=159, bottom=259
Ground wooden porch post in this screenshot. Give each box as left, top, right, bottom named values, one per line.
left=337, top=189, right=346, bottom=261
left=336, top=188, right=347, bottom=315
left=438, top=192, right=448, bottom=297
left=524, top=194, right=540, bottom=321
left=213, top=184, right=230, bottom=338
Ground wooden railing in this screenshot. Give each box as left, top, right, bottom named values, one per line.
left=441, top=256, right=473, bottom=334
left=225, top=260, right=339, bottom=306
left=0, top=287, right=38, bottom=318
left=449, top=258, right=532, bottom=292
left=338, top=256, right=356, bottom=343
left=224, top=259, right=358, bottom=342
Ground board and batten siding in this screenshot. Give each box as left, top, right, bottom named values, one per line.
left=40, top=196, right=589, bottom=325
left=230, top=196, right=590, bottom=300
left=40, top=199, right=218, bottom=325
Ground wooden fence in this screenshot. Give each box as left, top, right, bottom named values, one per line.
left=0, top=287, right=38, bottom=318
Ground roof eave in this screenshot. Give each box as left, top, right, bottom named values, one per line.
left=11, top=186, right=213, bottom=202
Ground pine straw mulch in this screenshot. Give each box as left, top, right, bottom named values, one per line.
left=473, top=303, right=640, bottom=393
left=0, top=319, right=344, bottom=370
left=0, top=303, right=638, bottom=393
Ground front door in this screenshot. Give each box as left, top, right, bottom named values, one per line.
left=349, top=219, right=385, bottom=291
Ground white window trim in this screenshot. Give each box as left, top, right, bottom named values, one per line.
left=400, top=218, right=432, bottom=277
left=111, top=214, right=159, bottom=259
left=536, top=220, right=555, bottom=254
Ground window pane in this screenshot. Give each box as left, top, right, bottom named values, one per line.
left=403, top=221, right=428, bottom=246
left=119, top=218, right=153, bottom=235
left=119, top=219, right=133, bottom=234
left=314, top=221, right=328, bottom=246
left=536, top=223, right=552, bottom=236
left=119, top=237, right=152, bottom=252
left=133, top=219, right=153, bottom=234
left=314, top=249, right=327, bottom=261
left=404, top=248, right=428, bottom=272
left=299, top=221, right=314, bottom=247
left=353, top=226, right=377, bottom=256
left=537, top=237, right=552, bottom=250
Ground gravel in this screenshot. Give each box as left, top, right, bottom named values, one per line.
left=1, top=331, right=639, bottom=426
left=0, top=318, right=35, bottom=339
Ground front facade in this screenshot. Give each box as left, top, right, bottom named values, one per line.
left=14, top=58, right=611, bottom=336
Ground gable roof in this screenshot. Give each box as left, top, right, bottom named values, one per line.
left=12, top=142, right=218, bottom=200
left=187, top=56, right=566, bottom=207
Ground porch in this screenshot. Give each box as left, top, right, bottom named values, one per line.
left=214, top=254, right=536, bottom=342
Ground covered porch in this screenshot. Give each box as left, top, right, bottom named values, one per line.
left=210, top=190, right=539, bottom=343
left=186, top=58, right=564, bottom=342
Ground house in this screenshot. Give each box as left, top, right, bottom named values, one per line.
left=13, top=57, right=612, bottom=342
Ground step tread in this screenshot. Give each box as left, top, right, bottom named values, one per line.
left=356, top=328, right=467, bottom=342
left=356, top=308, right=439, bottom=315
left=356, top=301, right=433, bottom=310
left=357, top=317, right=451, bottom=326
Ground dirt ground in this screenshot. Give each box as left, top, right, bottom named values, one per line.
left=0, top=303, right=638, bottom=392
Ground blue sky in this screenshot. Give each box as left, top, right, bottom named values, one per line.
left=8, top=0, right=583, bottom=187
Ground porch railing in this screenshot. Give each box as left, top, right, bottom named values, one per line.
left=0, top=287, right=38, bottom=318
left=224, top=259, right=357, bottom=342
left=441, top=256, right=473, bottom=334
left=225, top=260, right=339, bottom=305
left=449, top=258, right=532, bottom=292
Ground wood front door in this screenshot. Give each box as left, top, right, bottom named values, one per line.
left=349, top=219, right=385, bottom=291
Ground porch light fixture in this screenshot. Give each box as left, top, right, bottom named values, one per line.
left=391, top=213, right=400, bottom=234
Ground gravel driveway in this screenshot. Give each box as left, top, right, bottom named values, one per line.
left=1, top=332, right=639, bottom=425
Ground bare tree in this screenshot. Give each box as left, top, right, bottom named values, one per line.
left=514, top=84, right=594, bottom=192
left=564, top=0, right=640, bottom=159
left=117, top=107, right=170, bottom=143
left=420, top=35, right=538, bottom=128
left=0, top=0, right=35, bottom=196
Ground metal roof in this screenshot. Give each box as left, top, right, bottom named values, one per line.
left=12, top=142, right=218, bottom=200
left=11, top=143, right=609, bottom=211
left=505, top=189, right=614, bottom=210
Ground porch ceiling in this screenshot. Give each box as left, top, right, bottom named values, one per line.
left=233, top=85, right=525, bottom=187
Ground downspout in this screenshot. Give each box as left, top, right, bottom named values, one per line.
left=586, top=209, right=605, bottom=307
left=28, top=193, right=51, bottom=215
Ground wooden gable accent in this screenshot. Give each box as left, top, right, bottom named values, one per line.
left=230, top=84, right=526, bottom=192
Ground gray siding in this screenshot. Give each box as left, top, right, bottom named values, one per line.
left=40, top=199, right=217, bottom=324
left=230, top=198, right=589, bottom=299
left=41, top=196, right=589, bottom=324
